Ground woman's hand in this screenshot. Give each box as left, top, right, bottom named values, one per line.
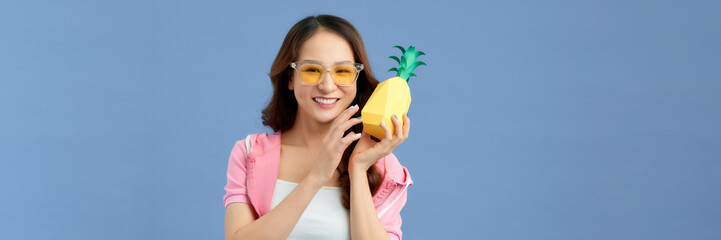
left=349, top=113, right=410, bottom=172
left=307, top=105, right=363, bottom=183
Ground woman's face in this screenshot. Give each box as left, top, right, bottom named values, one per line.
left=290, top=29, right=357, bottom=124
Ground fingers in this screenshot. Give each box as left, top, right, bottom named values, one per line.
left=334, top=104, right=359, bottom=126
left=380, top=120, right=393, bottom=142
left=338, top=116, right=362, bottom=132
left=350, top=114, right=410, bottom=169
left=332, top=104, right=360, bottom=130
left=341, top=131, right=362, bottom=146
left=328, top=105, right=360, bottom=139
left=403, top=113, right=411, bottom=138
left=383, top=113, right=410, bottom=150
left=391, top=114, right=403, bottom=138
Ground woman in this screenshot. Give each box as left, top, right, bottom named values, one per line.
left=223, top=15, right=413, bottom=240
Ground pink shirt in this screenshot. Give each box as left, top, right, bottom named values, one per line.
left=224, top=131, right=413, bottom=240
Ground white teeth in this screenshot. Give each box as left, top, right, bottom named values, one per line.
left=314, top=98, right=338, bottom=105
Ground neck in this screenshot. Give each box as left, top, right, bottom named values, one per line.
left=283, top=110, right=332, bottom=149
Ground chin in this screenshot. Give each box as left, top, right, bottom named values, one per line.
left=316, top=113, right=341, bottom=123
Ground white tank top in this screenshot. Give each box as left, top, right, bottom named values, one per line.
left=270, top=179, right=351, bottom=240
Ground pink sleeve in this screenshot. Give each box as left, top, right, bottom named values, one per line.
left=223, top=139, right=251, bottom=208
left=381, top=184, right=408, bottom=240
left=378, top=154, right=413, bottom=240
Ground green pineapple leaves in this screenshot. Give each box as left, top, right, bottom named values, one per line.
left=388, top=45, right=426, bottom=82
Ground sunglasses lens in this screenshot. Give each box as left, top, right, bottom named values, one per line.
left=333, top=65, right=357, bottom=85
left=298, top=64, right=323, bottom=84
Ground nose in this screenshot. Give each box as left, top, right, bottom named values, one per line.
left=317, top=68, right=337, bottom=92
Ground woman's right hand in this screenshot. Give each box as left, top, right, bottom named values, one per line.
left=307, top=104, right=363, bottom=183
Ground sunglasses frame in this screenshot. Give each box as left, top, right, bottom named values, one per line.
left=290, top=61, right=364, bottom=86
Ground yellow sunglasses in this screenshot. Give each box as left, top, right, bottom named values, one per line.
left=290, top=61, right=364, bottom=86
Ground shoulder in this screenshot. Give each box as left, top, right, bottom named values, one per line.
left=374, top=153, right=413, bottom=186
left=239, top=131, right=282, bottom=155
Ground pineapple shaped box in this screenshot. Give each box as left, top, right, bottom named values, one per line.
left=361, top=45, right=426, bottom=140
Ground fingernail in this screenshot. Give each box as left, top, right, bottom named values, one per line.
left=356, top=116, right=362, bottom=120
left=353, top=104, right=359, bottom=108
left=393, top=115, right=398, bottom=120
left=380, top=121, right=386, bottom=126
left=347, top=105, right=354, bottom=109
left=355, top=133, right=362, bottom=137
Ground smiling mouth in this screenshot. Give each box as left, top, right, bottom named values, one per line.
left=313, top=98, right=339, bottom=105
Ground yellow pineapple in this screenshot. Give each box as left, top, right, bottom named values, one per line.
left=362, top=45, right=426, bottom=140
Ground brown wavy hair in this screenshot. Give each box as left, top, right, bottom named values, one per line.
left=262, top=15, right=382, bottom=209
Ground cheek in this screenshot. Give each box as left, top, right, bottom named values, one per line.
left=293, top=87, right=304, bottom=101
left=292, top=83, right=309, bottom=102
left=348, top=86, right=358, bottom=99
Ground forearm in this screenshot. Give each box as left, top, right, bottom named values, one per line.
left=229, top=175, right=325, bottom=240
left=349, top=167, right=392, bottom=240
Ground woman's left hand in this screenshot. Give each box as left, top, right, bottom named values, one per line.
left=349, top=113, right=410, bottom=172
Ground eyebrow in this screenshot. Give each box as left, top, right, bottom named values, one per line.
left=298, top=59, right=354, bottom=65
